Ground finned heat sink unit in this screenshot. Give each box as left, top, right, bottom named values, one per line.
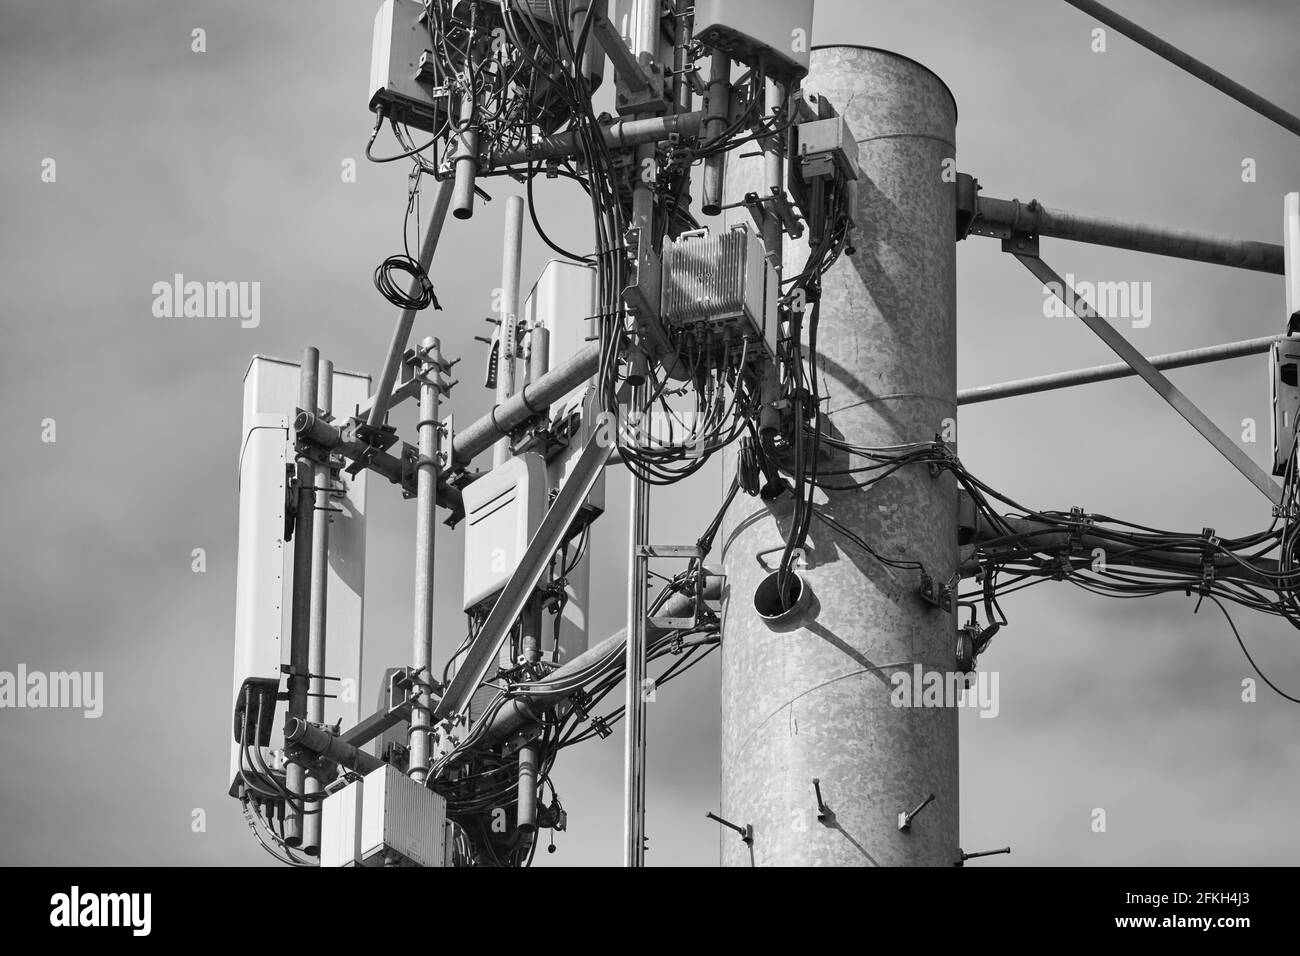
left=660, top=224, right=778, bottom=360
left=321, top=765, right=448, bottom=867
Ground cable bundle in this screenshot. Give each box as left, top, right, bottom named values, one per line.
left=373, top=253, right=441, bottom=311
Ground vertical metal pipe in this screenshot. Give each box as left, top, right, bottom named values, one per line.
left=302, top=361, right=333, bottom=856
left=307, top=362, right=333, bottom=727
left=516, top=596, right=543, bottom=836
left=409, top=337, right=441, bottom=785
left=285, top=346, right=320, bottom=846
left=761, top=79, right=786, bottom=257
left=756, top=80, right=787, bottom=474
left=633, top=0, right=658, bottom=58
left=571, top=1, right=604, bottom=89
left=700, top=51, right=731, bottom=216
left=494, top=195, right=526, bottom=467
left=622, top=447, right=649, bottom=867
left=719, top=48, right=960, bottom=866
left=517, top=743, right=540, bottom=834
left=527, top=325, right=551, bottom=422
left=517, top=326, right=551, bottom=831
left=367, top=178, right=454, bottom=429
left=620, top=0, right=659, bottom=867
left=671, top=0, right=693, bottom=115
left=451, top=93, right=480, bottom=220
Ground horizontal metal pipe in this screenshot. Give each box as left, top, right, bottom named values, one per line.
left=495, top=111, right=704, bottom=166
left=305, top=337, right=613, bottom=502
left=285, top=718, right=385, bottom=776
left=958, top=335, right=1283, bottom=406
left=339, top=699, right=413, bottom=750
left=295, top=412, right=407, bottom=488
left=295, top=411, right=465, bottom=517
left=971, top=196, right=1284, bottom=274
left=1062, top=0, right=1300, bottom=139
left=451, top=343, right=600, bottom=468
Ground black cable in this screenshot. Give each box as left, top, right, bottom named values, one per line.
left=1202, top=595, right=1300, bottom=704
left=373, top=254, right=441, bottom=311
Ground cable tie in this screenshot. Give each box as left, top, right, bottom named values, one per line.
left=1199, top=527, right=1219, bottom=596
left=1067, top=506, right=1092, bottom=549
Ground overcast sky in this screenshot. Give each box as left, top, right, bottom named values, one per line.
left=1, top=0, right=1298, bottom=866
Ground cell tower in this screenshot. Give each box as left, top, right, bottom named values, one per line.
left=227, top=0, right=1300, bottom=867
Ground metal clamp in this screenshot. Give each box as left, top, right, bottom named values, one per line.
left=641, top=545, right=713, bottom=631
left=918, top=573, right=953, bottom=612
left=999, top=198, right=1041, bottom=256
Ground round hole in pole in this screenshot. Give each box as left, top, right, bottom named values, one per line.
left=754, top=569, right=810, bottom=625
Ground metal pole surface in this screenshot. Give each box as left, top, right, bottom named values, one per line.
left=719, top=47, right=960, bottom=866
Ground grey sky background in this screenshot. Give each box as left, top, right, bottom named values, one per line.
left=1, top=0, right=1298, bottom=866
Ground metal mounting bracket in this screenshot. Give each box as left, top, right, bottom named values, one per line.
left=590, top=12, right=667, bottom=116
left=640, top=545, right=712, bottom=630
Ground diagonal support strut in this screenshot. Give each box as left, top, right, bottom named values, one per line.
left=1016, top=254, right=1281, bottom=506
left=433, top=432, right=615, bottom=721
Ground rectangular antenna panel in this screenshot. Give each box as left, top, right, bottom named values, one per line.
left=1285, top=192, right=1299, bottom=327
left=229, top=356, right=369, bottom=791
left=693, top=0, right=814, bottom=79
left=1271, top=336, right=1300, bottom=476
